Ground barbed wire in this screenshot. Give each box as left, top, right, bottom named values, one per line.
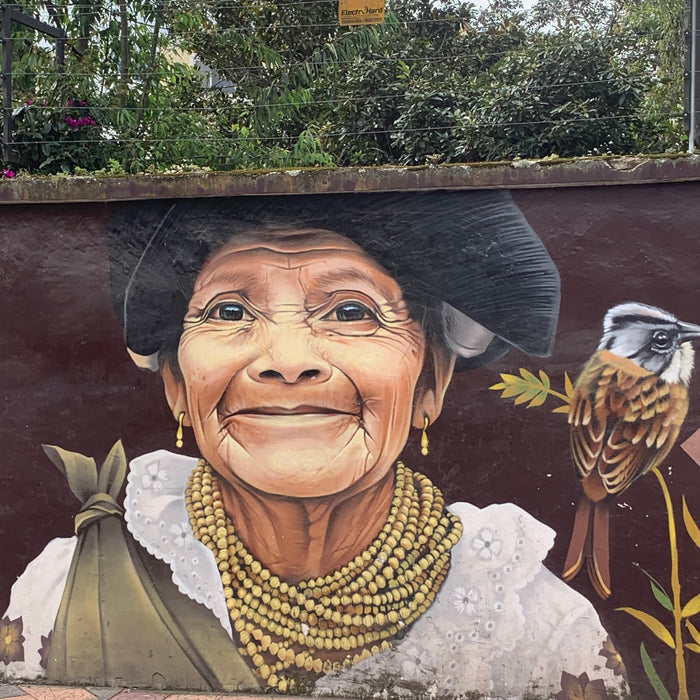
left=7, top=78, right=641, bottom=114
left=9, top=45, right=653, bottom=77
left=7, top=15, right=473, bottom=35
left=11, top=110, right=681, bottom=150
left=3, top=58, right=553, bottom=76
left=39, top=0, right=474, bottom=13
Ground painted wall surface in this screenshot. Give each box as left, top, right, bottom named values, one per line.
left=2, top=183, right=700, bottom=699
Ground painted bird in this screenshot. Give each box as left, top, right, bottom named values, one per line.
left=562, top=302, right=700, bottom=599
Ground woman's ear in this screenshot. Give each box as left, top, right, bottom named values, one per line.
left=412, top=342, right=457, bottom=428
left=161, top=361, right=190, bottom=425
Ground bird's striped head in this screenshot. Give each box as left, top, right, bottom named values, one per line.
left=599, top=302, right=700, bottom=384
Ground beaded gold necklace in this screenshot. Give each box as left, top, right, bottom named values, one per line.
left=186, top=460, right=462, bottom=693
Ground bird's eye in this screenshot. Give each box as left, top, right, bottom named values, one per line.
left=651, top=330, right=672, bottom=349
left=329, top=302, right=376, bottom=322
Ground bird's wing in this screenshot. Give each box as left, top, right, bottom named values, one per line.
left=599, top=375, right=689, bottom=495
left=568, top=356, right=610, bottom=480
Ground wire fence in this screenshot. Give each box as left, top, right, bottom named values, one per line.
left=3, top=0, right=689, bottom=173
left=12, top=110, right=678, bottom=144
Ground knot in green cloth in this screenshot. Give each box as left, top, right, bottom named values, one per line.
left=75, top=491, right=125, bottom=534
left=42, top=440, right=129, bottom=535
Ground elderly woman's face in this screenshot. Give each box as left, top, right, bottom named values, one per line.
left=166, top=229, right=430, bottom=498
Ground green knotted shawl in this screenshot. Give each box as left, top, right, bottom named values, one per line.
left=43, top=441, right=259, bottom=692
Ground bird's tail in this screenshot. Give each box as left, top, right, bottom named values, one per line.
left=562, top=498, right=611, bottom=599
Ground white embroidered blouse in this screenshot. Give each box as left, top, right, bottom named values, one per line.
left=1, top=451, right=627, bottom=699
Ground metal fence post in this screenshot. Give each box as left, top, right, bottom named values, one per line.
left=686, top=0, right=699, bottom=152
left=1, top=7, right=67, bottom=163
left=3, top=7, right=14, bottom=163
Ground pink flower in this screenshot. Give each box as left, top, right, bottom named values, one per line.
left=3, top=169, right=15, bottom=178
left=26, top=99, right=32, bottom=106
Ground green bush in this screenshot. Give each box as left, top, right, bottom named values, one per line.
left=12, top=99, right=117, bottom=173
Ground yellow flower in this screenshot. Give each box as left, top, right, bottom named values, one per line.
left=555, top=671, right=608, bottom=700
left=599, top=635, right=628, bottom=681
left=0, top=616, right=25, bottom=665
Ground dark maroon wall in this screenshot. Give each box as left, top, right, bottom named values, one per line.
left=2, top=184, right=700, bottom=697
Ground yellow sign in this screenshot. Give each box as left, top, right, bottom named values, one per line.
left=338, top=0, right=386, bottom=26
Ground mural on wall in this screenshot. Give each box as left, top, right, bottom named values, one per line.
left=1, top=185, right=699, bottom=699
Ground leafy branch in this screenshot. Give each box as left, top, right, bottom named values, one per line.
left=489, top=368, right=574, bottom=412
left=614, top=469, right=700, bottom=700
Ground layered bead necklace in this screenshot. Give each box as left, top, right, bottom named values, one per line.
left=186, top=460, right=462, bottom=692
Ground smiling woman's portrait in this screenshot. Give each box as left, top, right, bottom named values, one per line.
left=0, top=191, right=627, bottom=698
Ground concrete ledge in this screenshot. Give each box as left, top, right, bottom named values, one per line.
left=0, top=686, right=349, bottom=700
left=0, top=154, right=699, bottom=203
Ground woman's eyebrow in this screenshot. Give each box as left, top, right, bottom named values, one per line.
left=194, top=269, right=261, bottom=294
left=187, top=271, right=265, bottom=315
left=310, top=267, right=396, bottom=298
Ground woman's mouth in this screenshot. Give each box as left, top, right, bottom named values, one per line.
left=218, top=402, right=362, bottom=433
left=232, top=405, right=357, bottom=416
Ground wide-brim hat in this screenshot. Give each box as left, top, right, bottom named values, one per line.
left=107, top=190, right=560, bottom=371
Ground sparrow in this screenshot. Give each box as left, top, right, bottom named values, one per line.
left=562, top=302, right=700, bottom=599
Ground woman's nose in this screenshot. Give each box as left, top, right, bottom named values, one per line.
left=247, top=325, right=332, bottom=385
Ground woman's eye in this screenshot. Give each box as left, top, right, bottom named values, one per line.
left=331, top=302, right=375, bottom=322
left=213, top=303, right=248, bottom=321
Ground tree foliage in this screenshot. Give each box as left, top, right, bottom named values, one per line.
left=2, top=0, right=689, bottom=173
left=5, top=0, right=227, bottom=172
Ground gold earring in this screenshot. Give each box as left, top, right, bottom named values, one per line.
left=421, top=416, right=430, bottom=456
left=176, top=412, right=185, bottom=449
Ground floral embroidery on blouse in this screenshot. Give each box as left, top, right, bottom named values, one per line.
left=140, top=460, right=168, bottom=490
left=453, top=586, right=480, bottom=615
left=397, top=644, right=436, bottom=682
left=170, top=522, right=194, bottom=548
left=471, top=527, right=502, bottom=559
left=0, top=615, right=25, bottom=665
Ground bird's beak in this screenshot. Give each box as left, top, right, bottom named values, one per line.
left=678, top=321, right=700, bottom=342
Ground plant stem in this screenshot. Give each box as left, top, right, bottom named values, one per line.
left=118, top=1, right=129, bottom=109
left=652, top=467, right=689, bottom=700
left=547, top=388, right=571, bottom=404
left=136, top=1, right=164, bottom=136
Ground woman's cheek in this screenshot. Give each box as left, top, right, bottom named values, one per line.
left=179, top=333, right=243, bottom=390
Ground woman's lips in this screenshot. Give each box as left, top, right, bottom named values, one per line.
left=221, top=408, right=361, bottom=442
left=219, top=405, right=362, bottom=433
left=232, top=405, right=357, bottom=416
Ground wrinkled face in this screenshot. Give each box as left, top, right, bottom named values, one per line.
left=172, top=229, right=427, bottom=497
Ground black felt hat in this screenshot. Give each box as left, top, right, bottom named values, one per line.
left=107, top=190, right=560, bottom=371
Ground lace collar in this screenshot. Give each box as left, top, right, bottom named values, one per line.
left=124, top=450, right=233, bottom=636
left=124, top=450, right=556, bottom=659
